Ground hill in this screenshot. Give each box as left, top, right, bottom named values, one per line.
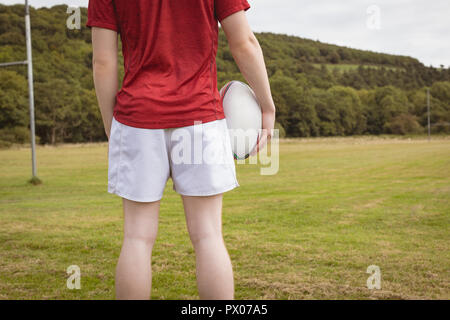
left=0, top=4, right=449, bottom=146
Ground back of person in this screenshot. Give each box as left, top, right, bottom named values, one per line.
left=88, top=0, right=276, bottom=300
left=88, top=0, right=250, bottom=129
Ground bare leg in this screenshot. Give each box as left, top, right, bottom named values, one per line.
left=115, top=198, right=160, bottom=300
left=181, top=194, right=234, bottom=300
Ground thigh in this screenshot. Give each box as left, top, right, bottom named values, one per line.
left=122, top=198, right=160, bottom=241
left=181, top=194, right=224, bottom=243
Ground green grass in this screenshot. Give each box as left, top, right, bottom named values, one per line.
left=0, top=136, right=449, bottom=300
left=313, top=63, right=400, bottom=72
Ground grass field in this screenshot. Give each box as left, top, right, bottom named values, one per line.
left=0, top=136, right=449, bottom=300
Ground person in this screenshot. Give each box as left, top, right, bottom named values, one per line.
left=86, top=0, right=276, bottom=300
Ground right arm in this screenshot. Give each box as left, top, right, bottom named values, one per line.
left=91, top=27, right=119, bottom=140
left=221, top=11, right=276, bottom=155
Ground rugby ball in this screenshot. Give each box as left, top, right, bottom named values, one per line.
left=220, top=81, right=262, bottom=160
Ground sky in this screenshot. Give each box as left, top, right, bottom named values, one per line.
left=1, top=0, right=449, bottom=68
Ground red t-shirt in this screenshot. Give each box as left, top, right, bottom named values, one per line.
left=86, top=0, right=251, bottom=129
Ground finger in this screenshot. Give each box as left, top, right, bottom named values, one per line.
left=248, top=130, right=260, bottom=157
left=250, top=129, right=268, bottom=156
left=266, top=128, right=273, bottom=141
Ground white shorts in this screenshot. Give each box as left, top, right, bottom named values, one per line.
left=107, top=116, right=239, bottom=202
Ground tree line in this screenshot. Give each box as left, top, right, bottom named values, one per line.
left=0, top=4, right=449, bottom=147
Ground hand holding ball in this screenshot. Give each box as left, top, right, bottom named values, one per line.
left=220, top=81, right=263, bottom=160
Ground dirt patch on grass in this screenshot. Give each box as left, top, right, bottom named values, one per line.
left=353, top=198, right=385, bottom=210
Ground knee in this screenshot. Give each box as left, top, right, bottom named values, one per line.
left=189, top=230, right=223, bottom=248
left=123, top=233, right=157, bottom=248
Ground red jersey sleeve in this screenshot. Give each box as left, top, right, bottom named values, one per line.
left=215, top=0, right=251, bottom=22
left=86, top=0, right=119, bottom=32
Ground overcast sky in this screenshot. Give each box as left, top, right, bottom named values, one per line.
left=1, top=0, right=449, bottom=67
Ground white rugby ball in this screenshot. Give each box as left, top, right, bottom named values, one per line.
left=220, top=81, right=262, bottom=160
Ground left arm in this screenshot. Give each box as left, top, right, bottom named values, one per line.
left=91, top=27, right=118, bottom=140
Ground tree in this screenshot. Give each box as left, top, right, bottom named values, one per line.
left=34, top=79, right=82, bottom=144
left=313, top=86, right=366, bottom=136
left=328, top=51, right=340, bottom=64
left=0, top=69, right=28, bottom=129
left=364, top=86, right=412, bottom=134
left=384, top=114, right=423, bottom=135
left=270, top=70, right=318, bottom=137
